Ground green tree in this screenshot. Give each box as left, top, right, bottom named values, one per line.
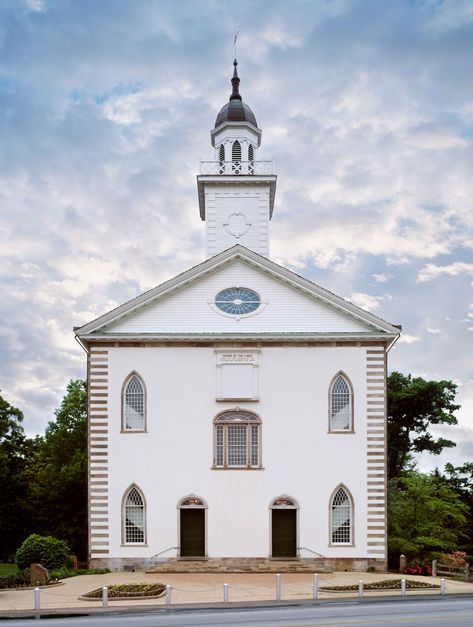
left=388, top=471, right=468, bottom=564
left=28, top=380, right=87, bottom=560
left=0, top=393, right=38, bottom=560
left=438, top=463, right=473, bottom=553
left=387, top=372, right=459, bottom=479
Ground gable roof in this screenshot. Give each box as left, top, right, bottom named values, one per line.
left=75, top=245, right=401, bottom=344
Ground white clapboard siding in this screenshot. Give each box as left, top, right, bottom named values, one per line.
left=105, top=259, right=371, bottom=334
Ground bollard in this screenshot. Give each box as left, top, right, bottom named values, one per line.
left=401, top=578, right=406, bottom=597
left=34, top=587, right=41, bottom=611
left=223, top=582, right=229, bottom=603
left=102, top=586, right=108, bottom=608
left=440, top=578, right=446, bottom=595
left=276, top=573, right=281, bottom=601
left=358, top=580, right=364, bottom=598
left=313, top=574, right=319, bottom=600
left=165, top=584, right=172, bottom=605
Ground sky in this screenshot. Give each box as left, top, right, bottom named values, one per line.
left=0, top=0, right=472, bottom=471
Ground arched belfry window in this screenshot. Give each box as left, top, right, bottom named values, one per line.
left=213, top=410, right=261, bottom=469
left=329, top=372, right=353, bottom=431
left=122, top=485, right=146, bottom=544
left=232, top=140, right=242, bottom=174
left=219, top=144, right=225, bottom=174
left=122, top=372, right=146, bottom=431
left=248, top=144, right=254, bottom=174
left=330, top=485, right=353, bottom=545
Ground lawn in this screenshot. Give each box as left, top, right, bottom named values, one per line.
left=0, top=563, right=18, bottom=576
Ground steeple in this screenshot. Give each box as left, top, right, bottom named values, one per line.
left=197, top=59, right=277, bottom=259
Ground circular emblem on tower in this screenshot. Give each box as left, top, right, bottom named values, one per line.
left=223, top=211, right=251, bottom=238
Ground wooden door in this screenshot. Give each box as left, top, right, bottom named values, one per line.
left=180, top=508, right=205, bottom=557
left=272, top=509, right=297, bottom=558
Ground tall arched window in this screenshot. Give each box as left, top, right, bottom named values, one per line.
left=213, top=410, right=261, bottom=469
left=232, top=140, right=241, bottom=174
left=329, top=372, right=353, bottom=431
left=123, top=485, right=146, bottom=544
left=330, top=485, right=353, bottom=545
left=122, top=373, right=146, bottom=431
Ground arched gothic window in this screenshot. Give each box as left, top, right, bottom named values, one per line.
left=122, top=373, right=146, bottom=431
left=232, top=140, right=242, bottom=174
left=330, top=486, right=353, bottom=544
left=329, top=373, right=353, bottom=431
left=123, top=485, right=146, bottom=544
left=213, top=410, right=261, bottom=469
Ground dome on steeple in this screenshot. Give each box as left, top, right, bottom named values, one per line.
left=214, top=60, right=258, bottom=129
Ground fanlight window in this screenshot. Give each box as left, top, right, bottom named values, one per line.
left=214, top=410, right=261, bottom=469
left=330, top=374, right=352, bottom=431
left=331, top=487, right=352, bottom=544
left=123, top=374, right=145, bottom=430
left=124, top=487, right=145, bottom=544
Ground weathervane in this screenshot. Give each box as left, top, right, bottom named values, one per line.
left=234, top=21, right=241, bottom=59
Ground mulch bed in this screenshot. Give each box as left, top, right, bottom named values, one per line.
left=81, top=582, right=166, bottom=600
left=320, top=578, right=439, bottom=592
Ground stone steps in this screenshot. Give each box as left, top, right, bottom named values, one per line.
left=146, top=558, right=333, bottom=574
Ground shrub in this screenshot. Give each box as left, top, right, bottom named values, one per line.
left=49, top=567, right=111, bottom=580
left=402, top=559, right=432, bottom=576
left=15, top=534, right=72, bottom=571
left=0, top=569, right=30, bottom=589
left=439, top=550, right=467, bottom=567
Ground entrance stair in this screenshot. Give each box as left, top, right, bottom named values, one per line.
left=146, top=557, right=333, bottom=574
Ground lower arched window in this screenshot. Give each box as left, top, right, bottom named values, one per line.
left=330, top=486, right=353, bottom=544
left=213, top=410, right=261, bottom=469
left=123, top=485, right=146, bottom=544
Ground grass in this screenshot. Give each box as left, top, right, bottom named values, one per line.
left=0, top=563, right=18, bottom=577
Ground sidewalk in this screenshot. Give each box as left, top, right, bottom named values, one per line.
left=1, top=571, right=473, bottom=616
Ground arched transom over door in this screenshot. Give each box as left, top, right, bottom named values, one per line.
left=178, top=495, right=207, bottom=558
left=270, top=496, right=299, bottom=558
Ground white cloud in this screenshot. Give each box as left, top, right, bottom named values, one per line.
left=398, top=334, right=421, bottom=344
left=347, top=292, right=392, bottom=312
left=426, top=327, right=441, bottom=335
left=372, top=273, right=393, bottom=283
left=417, top=262, right=473, bottom=283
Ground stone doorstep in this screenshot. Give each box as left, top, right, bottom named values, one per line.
left=146, top=558, right=334, bottom=574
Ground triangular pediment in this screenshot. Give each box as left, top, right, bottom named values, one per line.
left=75, top=246, right=400, bottom=340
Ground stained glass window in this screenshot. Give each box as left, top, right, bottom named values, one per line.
left=215, top=287, right=261, bottom=316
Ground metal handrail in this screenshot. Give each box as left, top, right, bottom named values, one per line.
left=151, top=546, right=179, bottom=558
left=298, top=546, right=325, bottom=558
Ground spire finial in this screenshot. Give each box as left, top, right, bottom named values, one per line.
left=230, top=59, right=241, bottom=101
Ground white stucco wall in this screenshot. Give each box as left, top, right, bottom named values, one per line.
left=104, top=345, right=371, bottom=560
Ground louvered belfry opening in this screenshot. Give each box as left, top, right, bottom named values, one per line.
left=232, top=140, right=242, bottom=174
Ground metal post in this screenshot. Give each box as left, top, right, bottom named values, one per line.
left=432, top=559, right=437, bottom=578
left=276, top=573, right=281, bottom=601
left=401, top=578, right=406, bottom=597
left=358, top=580, right=364, bottom=598
left=102, top=586, right=108, bottom=608
left=440, top=578, right=446, bottom=595
left=223, top=583, right=229, bottom=603
left=313, top=574, right=319, bottom=600
left=165, top=584, right=172, bottom=605
left=34, top=587, right=41, bottom=611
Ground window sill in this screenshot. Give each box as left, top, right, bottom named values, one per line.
left=211, top=466, right=265, bottom=471
left=121, top=543, right=148, bottom=547
left=216, top=397, right=259, bottom=402
left=327, top=430, right=355, bottom=434
left=120, top=429, right=148, bottom=434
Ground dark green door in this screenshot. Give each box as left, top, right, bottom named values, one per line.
left=272, top=509, right=297, bottom=557
left=180, top=509, right=205, bottom=557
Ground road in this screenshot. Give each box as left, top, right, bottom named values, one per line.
left=5, top=597, right=473, bottom=626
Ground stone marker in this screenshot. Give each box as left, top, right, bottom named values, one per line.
left=30, top=563, right=49, bottom=586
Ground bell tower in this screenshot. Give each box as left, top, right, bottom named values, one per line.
left=197, top=60, right=277, bottom=258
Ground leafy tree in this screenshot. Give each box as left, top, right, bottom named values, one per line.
left=387, top=372, right=459, bottom=479
left=27, top=380, right=87, bottom=560
left=438, top=463, right=473, bottom=554
left=0, top=393, right=38, bottom=560
left=388, top=471, right=468, bottom=565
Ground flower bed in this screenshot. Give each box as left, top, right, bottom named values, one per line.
left=82, top=582, right=166, bottom=599
left=320, top=578, right=439, bottom=592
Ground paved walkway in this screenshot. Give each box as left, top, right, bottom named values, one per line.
left=1, top=571, right=473, bottom=614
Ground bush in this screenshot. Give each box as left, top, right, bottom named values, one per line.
left=402, top=559, right=432, bottom=576
left=49, top=567, right=110, bottom=580
left=0, top=569, right=30, bottom=589
left=15, top=534, right=72, bottom=571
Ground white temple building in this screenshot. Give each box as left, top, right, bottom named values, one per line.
left=75, top=60, right=400, bottom=572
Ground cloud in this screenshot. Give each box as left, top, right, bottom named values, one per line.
left=426, top=327, right=441, bottom=335
left=417, top=262, right=473, bottom=282
left=347, top=292, right=392, bottom=312
left=372, top=273, right=393, bottom=283
left=398, top=334, right=421, bottom=344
